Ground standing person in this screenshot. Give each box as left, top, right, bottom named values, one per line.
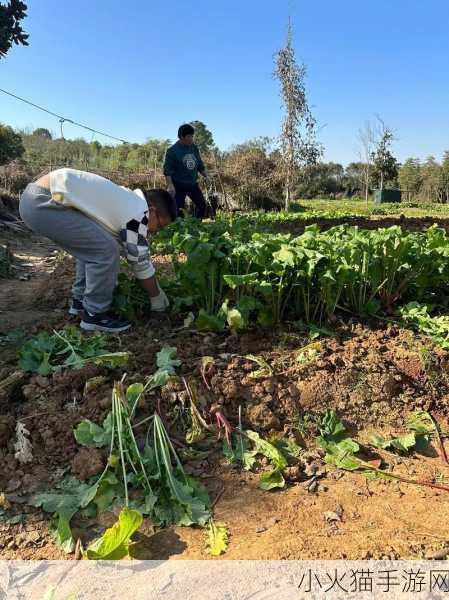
left=163, top=123, right=209, bottom=218
left=19, top=168, right=176, bottom=333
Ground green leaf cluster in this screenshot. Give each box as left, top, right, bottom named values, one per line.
left=224, top=429, right=289, bottom=490
left=156, top=345, right=182, bottom=374
left=148, top=218, right=449, bottom=330
left=400, top=302, right=449, bottom=349
left=18, top=327, right=129, bottom=375
left=316, top=410, right=361, bottom=471
left=34, top=347, right=207, bottom=554
left=70, top=379, right=209, bottom=534
left=32, top=476, right=96, bottom=553
left=370, top=410, right=434, bottom=454
left=223, top=432, right=257, bottom=471
left=316, top=409, right=434, bottom=477
left=74, top=413, right=113, bottom=448
left=370, top=432, right=425, bottom=454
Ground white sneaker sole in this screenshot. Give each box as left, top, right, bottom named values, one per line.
left=80, top=320, right=131, bottom=333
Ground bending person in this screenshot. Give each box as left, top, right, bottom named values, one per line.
left=19, top=168, right=176, bottom=333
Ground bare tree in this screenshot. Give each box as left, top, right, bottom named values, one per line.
left=357, top=121, right=376, bottom=204
left=274, top=19, right=321, bottom=210
left=357, top=116, right=398, bottom=202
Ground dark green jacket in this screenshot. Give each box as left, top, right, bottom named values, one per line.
left=163, top=141, right=205, bottom=185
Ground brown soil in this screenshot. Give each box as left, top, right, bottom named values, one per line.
left=270, top=215, right=449, bottom=237
left=1, top=230, right=449, bottom=561
left=0, top=229, right=63, bottom=334
left=71, top=447, right=105, bottom=481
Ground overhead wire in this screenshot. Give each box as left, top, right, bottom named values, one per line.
left=0, top=87, right=130, bottom=144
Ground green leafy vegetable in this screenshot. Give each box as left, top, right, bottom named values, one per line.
left=74, top=413, right=113, bottom=448
left=73, top=378, right=211, bottom=529
left=127, top=348, right=181, bottom=416
left=156, top=346, right=181, bottom=374
left=369, top=411, right=436, bottom=455
left=224, top=430, right=290, bottom=489
left=400, top=303, right=449, bottom=349
left=322, top=439, right=362, bottom=470
left=32, top=477, right=95, bottom=554
left=53, top=513, right=75, bottom=554
left=407, top=410, right=436, bottom=435
left=196, top=309, right=225, bottom=332
left=83, top=508, right=143, bottom=560
left=32, top=477, right=92, bottom=517
left=152, top=413, right=210, bottom=526
left=34, top=348, right=212, bottom=550
left=314, top=409, right=449, bottom=495
left=259, top=469, right=286, bottom=491
left=270, top=437, right=302, bottom=459
left=315, top=410, right=361, bottom=469
left=318, top=409, right=346, bottom=442
left=245, top=430, right=287, bottom=470
left=152, top=219, right=449, bottom=330
left=370, top=432, right=423, bottom=454
left=245, top=430, right=287, bottom=490
left=205, top=519, right=229, bottom=556
left=91, top=472, right=120, bottom=512
left=223, top=432, right=257, bottom=471
left=19, top=327, right=129, bottom=375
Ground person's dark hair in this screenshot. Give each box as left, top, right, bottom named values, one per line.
left=178, top=123, right=195, bottom=139
left=144, top=189, right=177, bottom=222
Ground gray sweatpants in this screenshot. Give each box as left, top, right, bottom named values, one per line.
left=19, top=183, right=120, bottom=314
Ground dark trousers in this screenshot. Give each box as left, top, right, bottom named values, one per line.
left=174, top=182, right=206, bottom=219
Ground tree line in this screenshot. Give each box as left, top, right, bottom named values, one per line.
left=1, top=122, right=449, bottom=207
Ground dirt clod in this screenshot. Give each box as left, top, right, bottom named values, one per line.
left=6, top=478, right=22, bottom=493
left=71, top=448, right=105, bottom=481
left=246, top=404, right=281, bottom=431
left=283, top=466, right=302, bottom=482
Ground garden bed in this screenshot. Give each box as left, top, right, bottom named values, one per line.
left=1, top=218, right=449, bottom=561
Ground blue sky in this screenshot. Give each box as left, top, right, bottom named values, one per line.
left=1, top=0, right=448, bottom=164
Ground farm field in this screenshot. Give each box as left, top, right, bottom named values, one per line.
left=298, top=199, right=449, bottom=219
left=1, top=204, right=449, bottom=562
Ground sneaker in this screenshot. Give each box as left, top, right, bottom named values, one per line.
left=80, top=310, right=131, bottom=333
left=68, top=298, right=84, bottom=316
